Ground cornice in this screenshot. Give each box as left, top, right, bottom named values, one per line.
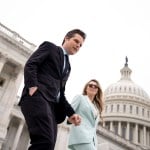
left=104, top=116, right=150, bottom=126
left=105, top=94, right=150, bottom=106
left=0, top=22, right=36, bottom=58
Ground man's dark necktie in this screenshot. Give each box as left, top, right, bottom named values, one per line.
left=63, top=55, right=69, bottom=74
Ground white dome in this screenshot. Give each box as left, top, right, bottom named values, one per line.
left=104, top=60, right=149, bottom=100
left=105, top=80, right=149, bottom=99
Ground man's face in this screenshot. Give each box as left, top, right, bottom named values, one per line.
left=63, top=34, right=84, bottom=55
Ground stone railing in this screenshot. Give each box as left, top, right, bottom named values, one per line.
left=0, top=22, right=36, bottom=50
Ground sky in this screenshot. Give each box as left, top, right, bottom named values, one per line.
left=0, top=0, right=150, bottom=102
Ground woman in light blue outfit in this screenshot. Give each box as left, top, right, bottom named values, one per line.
left=68, top=79, right=104, bottom=150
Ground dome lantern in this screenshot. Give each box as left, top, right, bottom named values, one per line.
left=120, top=56, right=132, bottom=81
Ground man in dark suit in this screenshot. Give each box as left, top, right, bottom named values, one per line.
left=19, top=29, right=86, bottom=150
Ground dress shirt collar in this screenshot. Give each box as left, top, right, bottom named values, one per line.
left=61, top=46, right=68, bottom=55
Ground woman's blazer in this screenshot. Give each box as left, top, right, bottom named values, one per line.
left=68, top=95, right=99, bottom=146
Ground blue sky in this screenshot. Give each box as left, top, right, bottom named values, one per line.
left=1, top=0, right=150, bottom=101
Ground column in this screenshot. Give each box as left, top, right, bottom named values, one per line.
left=110, top=121, right=113, bottom=131
left=11, top=67, right=23, bottom=105
left=134, top=124, right=138, bottom=144
left=14, top=66, right=23, bottom=87
left=118, top=121, right=121, bottom=136
left=103, top=121, right=105, bottom=128
left=126, top=122, right=129, bottom=140
left=11, top=120, right=24, bottom=150
left=143, top=126, right=146, bottom=146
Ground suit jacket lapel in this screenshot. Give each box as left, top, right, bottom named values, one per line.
left=58, top=47, right=65, bottom=75
left=63, top=55, right=71, bottom=77
left=63, top=55, right=71, bottom=75
left=85, top=96, right=96, bottom=121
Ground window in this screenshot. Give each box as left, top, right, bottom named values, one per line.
left=136, top=107, right=139, bottom=114
left=117, top=104, right=119, bottom=112
left=148, top=111, right=150, bottom=118
left=142, top=108, right=144, bottom=116
left=123, top=105, right=126, bottom=112
left=111, top=105, right=113, bottom=112
left=130, top=105, right=132, bottom=114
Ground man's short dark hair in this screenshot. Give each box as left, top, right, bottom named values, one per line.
left=62, top=29, right=86, bottom=44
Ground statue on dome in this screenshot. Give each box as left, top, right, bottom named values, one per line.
left=125, top=56, right=128, bottom=66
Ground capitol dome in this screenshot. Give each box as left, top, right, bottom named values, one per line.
left=104, top=57, right=149, bottom=101
left=103, top=57, right=150, bottom=148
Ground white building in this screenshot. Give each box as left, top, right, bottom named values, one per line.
left=0, top=22, right=36, bottom=150
left=102, top=58, right=150, bottom=149
left=0, top=22, right=149, bottom=150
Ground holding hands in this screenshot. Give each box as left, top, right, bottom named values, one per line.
left=68, top=114, right=81, bottom=126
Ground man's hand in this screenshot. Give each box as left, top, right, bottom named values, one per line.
left=68, top=114, right=81, bottom=126
left=29, top=86, right=38, bottom=96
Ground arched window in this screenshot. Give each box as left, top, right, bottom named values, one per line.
left=136, top=106, right=139, bottom=115
left=130, top=105, right=132, bottom=114
left=117, top=104, right=119, bottom=112
left=142, top=108, right=144, bottom=116
left=123, top=105, right=126, bottom=112
left=111, top=105, right=113, bottom=112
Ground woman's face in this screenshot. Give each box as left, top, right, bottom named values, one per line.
left=86, top=81, right=98, bottom=96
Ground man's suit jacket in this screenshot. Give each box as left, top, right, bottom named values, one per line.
left=68, top=95, right=99, bottom=147
left=19, top=41, right=75, bottom=123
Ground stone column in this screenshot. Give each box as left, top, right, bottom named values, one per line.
left=134, top=123, right=138, bottom=144
left=143, top=126, right=146, bottom=146
left=110, top=121, right=113, bottom=132
left=103, top=121, right=105, bottom=128
left=11, top=120, right=24, bottom=150
left=118, top=122, right=121, bottom=136
left=11, top=67, right=23, bottom=105
left=14, top=66, right=23, bottom=87
left=126, top=122, right=129, bottom=140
